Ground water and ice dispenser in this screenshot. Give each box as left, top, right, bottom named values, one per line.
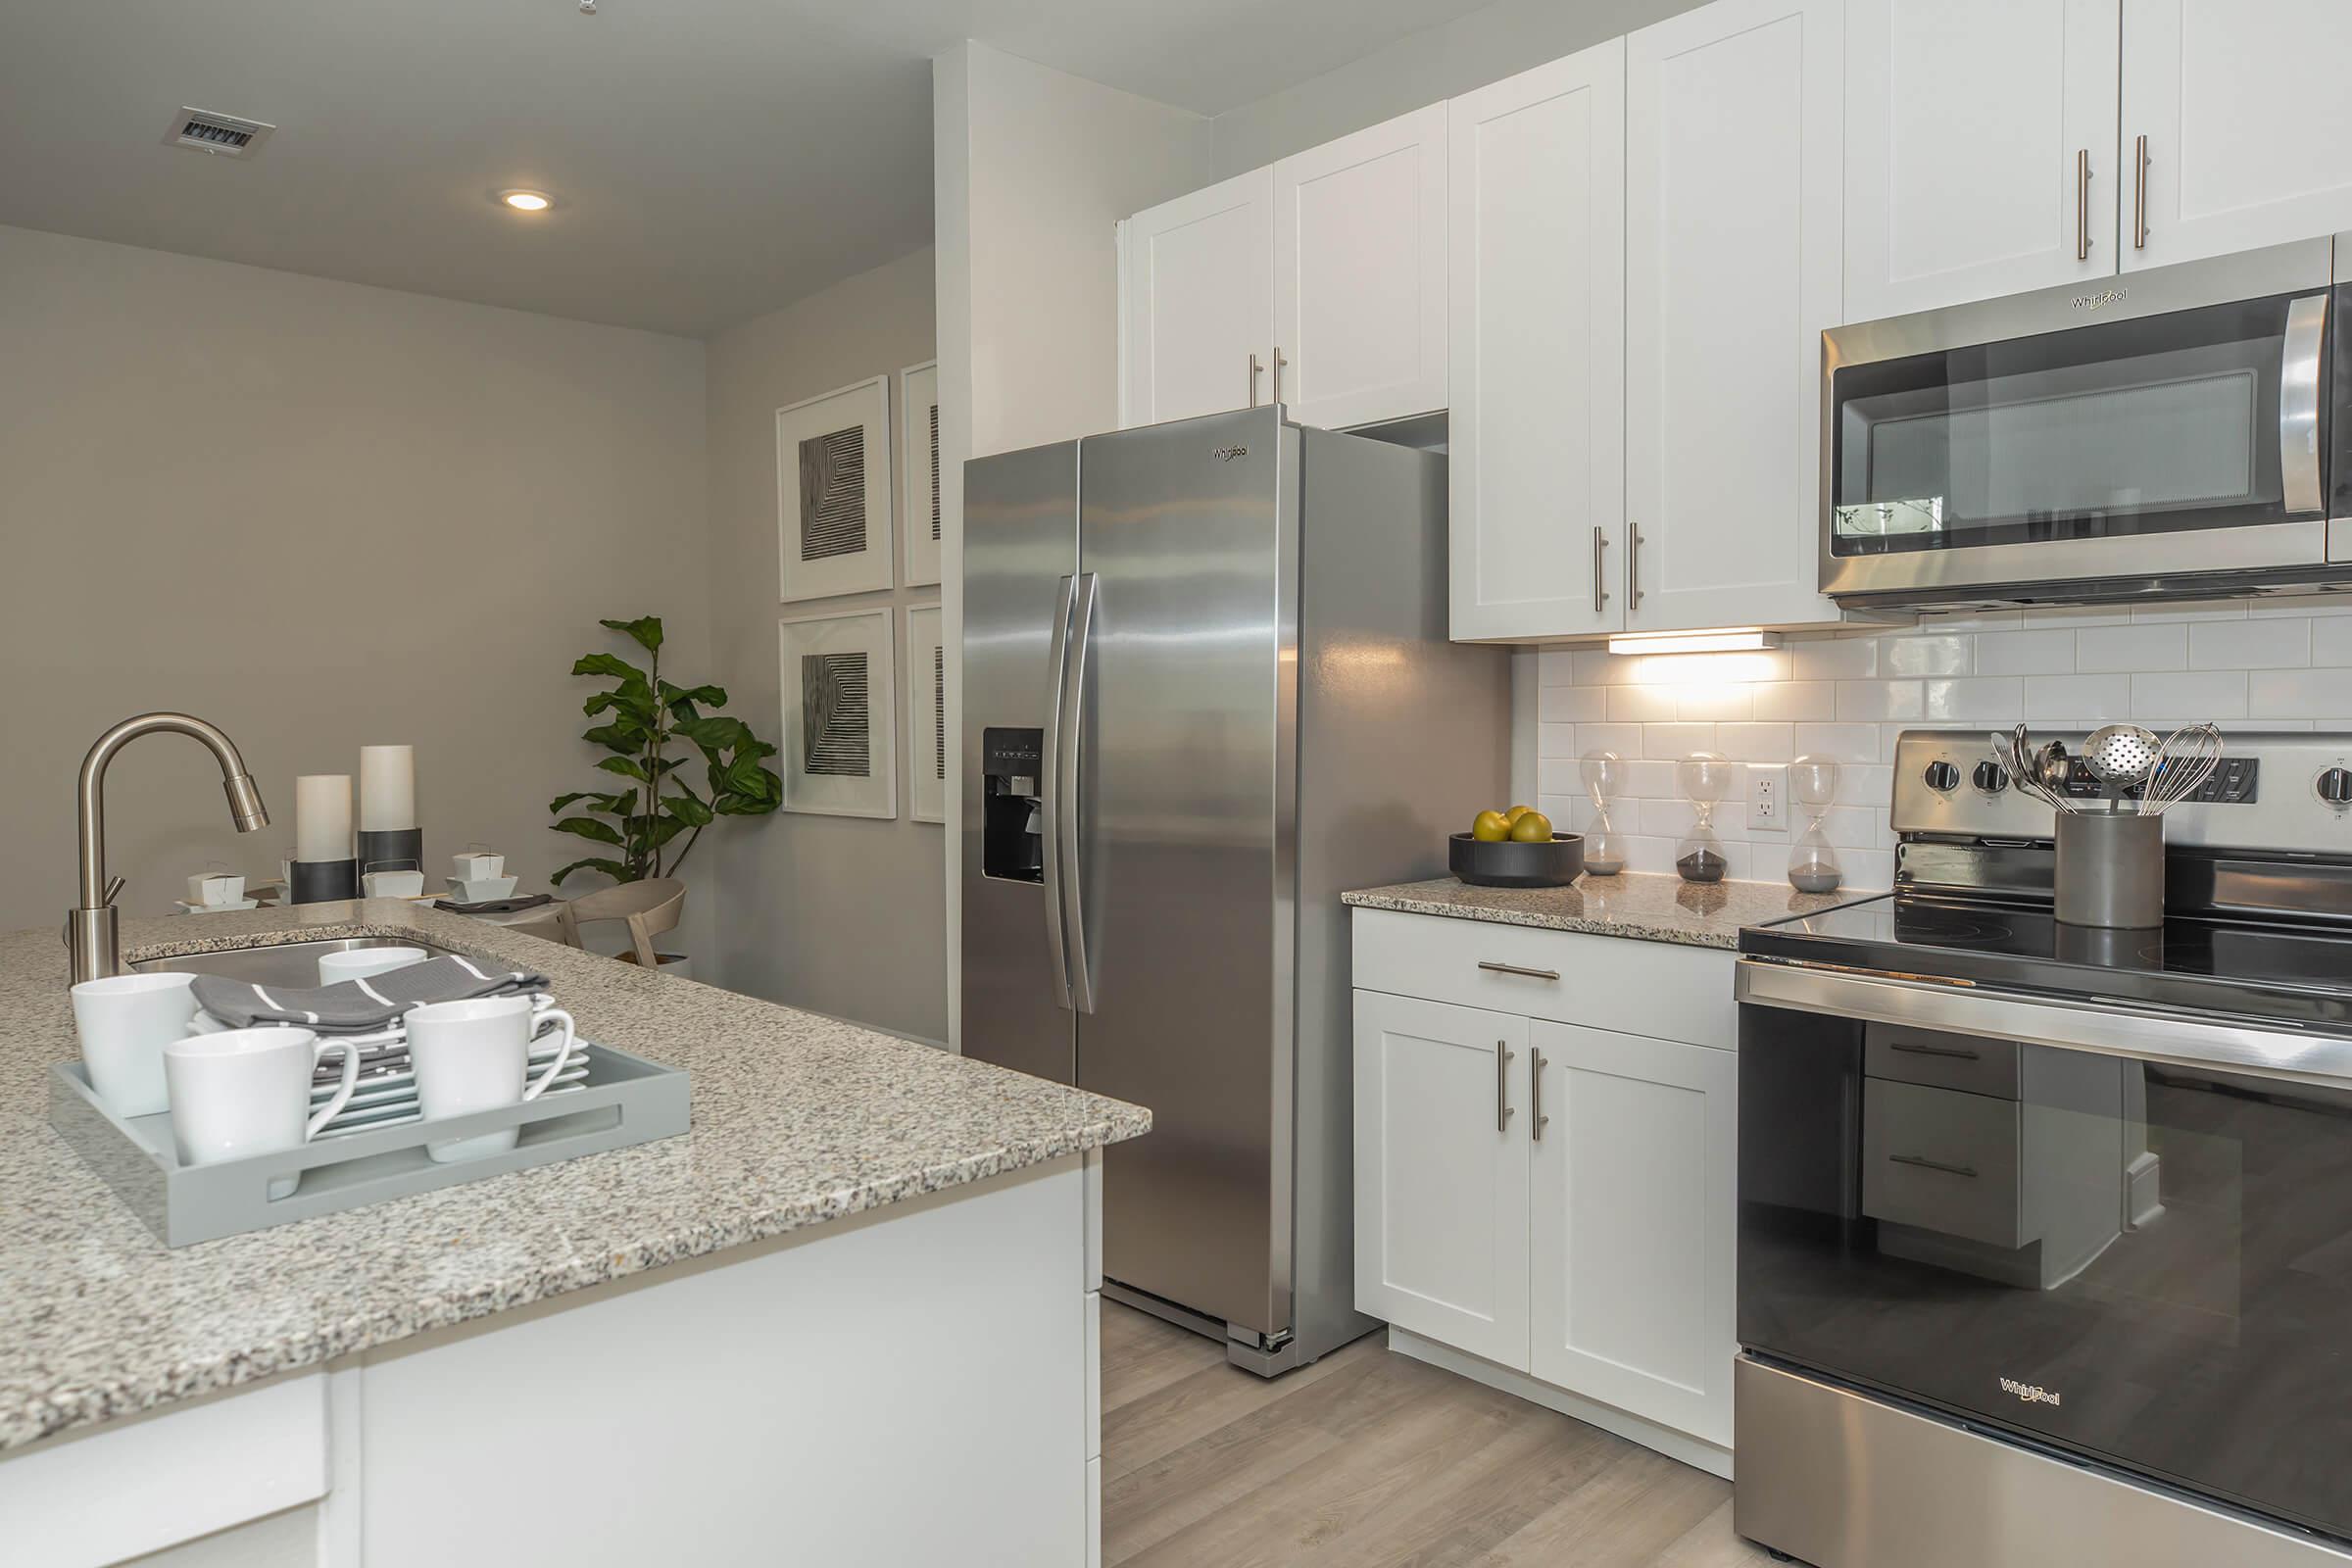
left=980, top=727, right=1045, bottom=882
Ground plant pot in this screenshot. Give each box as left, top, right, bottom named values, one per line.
left=1447, top=832, right=1586, bottom=889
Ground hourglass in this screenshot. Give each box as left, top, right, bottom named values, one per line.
left=1676, top=753, right=1735, bottom=884
left=1580, top=751, right=1627, bottom=877
left=1787, top=755, right=1843, bottom=894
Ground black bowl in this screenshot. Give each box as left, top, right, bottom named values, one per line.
left=1448, top=831, right=1586, bottom=889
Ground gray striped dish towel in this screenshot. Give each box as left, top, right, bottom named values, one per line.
left=190, top=955, right=549, bottom=1033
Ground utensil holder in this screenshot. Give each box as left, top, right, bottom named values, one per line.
left=2055, top=810, right=2165, bottom=929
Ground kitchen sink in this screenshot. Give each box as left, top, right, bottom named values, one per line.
left=132, top=936, right=470, bottom=990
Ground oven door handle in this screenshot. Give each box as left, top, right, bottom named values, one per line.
left=1737, top=957, right=2352, bottom=1088
left=2280, top=290, right=2328, bottom=516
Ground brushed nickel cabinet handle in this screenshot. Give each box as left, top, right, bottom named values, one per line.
left=1890, top=1152, right=1979, bottom=1180
left=1247, top=353, right=1262, bottom=408
left=1628, top=522, right=1644, bottom=611
left=2133, top=133, right=2150, bottom=250
left=1496, top=1043, right=1515, bottom=1132
left=1530, top=1046, right=1548, bottom=1143
left=1479, top=960, right=1560, bottom=981
left=1592, top=527, right=1609, bottom=614
left=1889, top=1040, right=1981, bottom=1061
left=2076, top=148, right=2091, bottom=262
left=1273, top=347, right=1289, bottom=407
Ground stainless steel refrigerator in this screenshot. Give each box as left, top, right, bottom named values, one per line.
left=961, top=406, right=1508, bottom=1375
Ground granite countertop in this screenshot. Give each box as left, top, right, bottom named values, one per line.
left=1342, top=873, right=1855, bottom=949
left=0, top=900, right=1150, bottom=1452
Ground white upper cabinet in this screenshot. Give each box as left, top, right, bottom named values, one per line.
left=1119, top=168, right=1275, bottom=428
left=1274, top=105, right=1449, bottom=431
left=1844, top=0, right=2121, bottom=321
left=2121, top=0, right=2352, bottom=270
left=1353, top=990, right=1531, bottom=1371
left=1625, top=0, right=1844, bottom=633
left=1527, top=1021, right=1738, bottom=1448
left=1447, top=41, right=1627, bottom=642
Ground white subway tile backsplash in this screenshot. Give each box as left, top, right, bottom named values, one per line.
left=2130, top=670, right=2249, bottom=722
left=1973, top=629, right=2075, bottom=674
left=1925, top=676, right=2025, bottom=722
left=2075, top=622, right=2185, bottom=673
left=1508, top=595, right=2349, bottom=887
left=2188, top=617, right=2309, bottom=669
left=1882, top=634, right=1973, bottom=676
left=2023, top=672, right=2132, bottom=722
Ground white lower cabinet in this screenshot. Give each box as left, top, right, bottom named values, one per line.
left=1353, top=910, right=1738, bottom=1472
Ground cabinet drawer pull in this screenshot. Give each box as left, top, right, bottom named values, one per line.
left=1496, top=1043, right=1515, bottom=1133
left=1889, top=1152, right=1979, bottom=1180
left=1478, top=960, right=1560, bottom=982
left=1888, top=1040, right=1981, bottom=1061
left=1592, top=526, right=1609, bottom=614
left=1530, top=1046, right=1548, bottom=1143
left=2132, top=133, right=2150, bottom=250
left=1247, top=352, right=1263, bottom=407
left=1628, top=522, right=1644, bottom=610
left=2075, top=148, right=2091, bottom=262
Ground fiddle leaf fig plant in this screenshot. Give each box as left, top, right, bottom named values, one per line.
left=548, top=615, right=782, bottom=887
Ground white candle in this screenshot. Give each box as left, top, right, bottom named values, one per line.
left=295, top=774, right=353, bottom=862
left=359, top=745, right=416, bottom=832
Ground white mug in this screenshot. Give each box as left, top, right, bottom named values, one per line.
left=407, top=995, right=575, bottom=1164
left=163, top=1027, right=361, bottom=1175
left=72, top=971, right=201, bottom=1117
left=317, top=945, right=427, bottom=988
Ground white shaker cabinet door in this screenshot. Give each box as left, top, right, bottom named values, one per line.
left=1274, top=104, right=1448, bottom=432
left=1527, top=1021, right=1738, bottom=1448
left=1446, top=39, right=1627, bottom=642
left=1353, top=990, right=1532, bottom=1371
left=1120, top=168, right=1275, bottom=428
left=1844, top=0, right=2121, bottom=321
left=2121, top=0, right=2352, bottom=270
left=1625, top=0, right=1843, bottom=634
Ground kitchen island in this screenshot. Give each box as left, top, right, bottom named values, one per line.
left=0, top=900, right=1148, bottom=1568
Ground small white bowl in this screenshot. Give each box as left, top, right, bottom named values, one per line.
left=446, top=875, right=519, bottom=903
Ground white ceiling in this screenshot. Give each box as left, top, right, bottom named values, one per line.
left=0, top=0, right=1495, bottom=336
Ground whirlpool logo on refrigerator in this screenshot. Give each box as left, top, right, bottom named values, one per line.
left=1211, top=445, right=1249, bottom=463
left=1999, top=1377, right=2062, bottom=1407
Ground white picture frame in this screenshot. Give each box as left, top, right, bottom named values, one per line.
left=776, top=376, right=893, bottom=603
left=778, top=607, right=897, bottom=818
left=905, top=603, right=945, bottom=824
left=901, top=361, right=941, bottom=588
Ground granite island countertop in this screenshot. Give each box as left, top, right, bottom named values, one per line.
left=1343, top=873, right=1856, bottom=949
left=0, top=899, right=1150, bottom=1452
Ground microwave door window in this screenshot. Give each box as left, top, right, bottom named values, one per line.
left=1832, top=293, right=2312, bottom=558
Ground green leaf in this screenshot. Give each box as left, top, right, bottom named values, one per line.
left=549, top=791, right=602, bottom=814
left=582, top=721, right=647, bottom=756
left=551, top=815, right=625, bottom=846
left=572, top=652, right=649, bottom=685
left=674, top=713, right=754, bottom=752
left=597, top=755, right=653, bottom=783
left=552, top=857, right=633, bottom=888
left=659, top=680, right=728, bottom=715
left=598, top=615, right=664, bottom=655
left=663, top=793, right=715, bottom=827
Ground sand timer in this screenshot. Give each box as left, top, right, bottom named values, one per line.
left=1580, top=751, right=1627, bottom=876
left=1787, top=755, right=1843, bottom=894
left=1676, top=753, right=1735, bottom=884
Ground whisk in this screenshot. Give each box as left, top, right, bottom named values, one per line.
left=2140, top=723, right=2225, bottom=813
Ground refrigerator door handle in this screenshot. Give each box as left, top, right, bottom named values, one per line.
left=1038, top=574, right=1078, bottom=1011
left=1061, top=571, right=1101, bottom=1014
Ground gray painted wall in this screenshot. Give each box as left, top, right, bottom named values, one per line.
left=701, top=246, right=947, bottom=1044
left=0, top=222, right=710, bottom=939
left=1208, top=0, right=1703, bottom=175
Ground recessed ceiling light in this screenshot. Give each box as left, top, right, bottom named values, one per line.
left=499, top=189, right=553, bottom=213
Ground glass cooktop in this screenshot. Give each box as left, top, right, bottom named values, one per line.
left=1742, top=892, right=2352, bottom=1029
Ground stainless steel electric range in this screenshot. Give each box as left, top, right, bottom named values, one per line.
left=1735, top=728, right=2352, bottom=1568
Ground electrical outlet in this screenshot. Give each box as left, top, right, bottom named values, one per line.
left=1749, top=765, right=1785, bottom=831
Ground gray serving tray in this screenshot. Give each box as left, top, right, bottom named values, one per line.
left=48, top=1041, right=690, bottom=1248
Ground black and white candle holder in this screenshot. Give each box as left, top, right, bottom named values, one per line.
left=356, top=828, right=423, bottom=879
left=289, top=858, right=360, bottom=905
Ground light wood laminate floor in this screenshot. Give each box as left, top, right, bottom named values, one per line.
left=1101, top=1301, right=1776, bottom=1567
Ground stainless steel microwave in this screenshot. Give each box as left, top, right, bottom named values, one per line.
left=1821, top=235, right=2352, bottom=608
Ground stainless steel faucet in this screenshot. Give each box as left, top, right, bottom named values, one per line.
left=68, top=713, right=270, bottom=986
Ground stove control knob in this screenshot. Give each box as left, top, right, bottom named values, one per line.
left=2319, top=767, right=2352, bottom=808
left=1924, top=760, right=1962, bottom=794
left=1973, top=760, right=2009, bottom=795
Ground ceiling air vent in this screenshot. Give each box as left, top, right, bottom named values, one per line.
left=163, top=107, right=274, bottom=158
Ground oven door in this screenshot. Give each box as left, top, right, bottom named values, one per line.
left=1738, top=958, right=2352, bottom=1542
left=1822, top=237, right=2332, bottom=603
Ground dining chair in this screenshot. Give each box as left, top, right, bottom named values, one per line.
left=555, top=877, right=686, bottom=969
